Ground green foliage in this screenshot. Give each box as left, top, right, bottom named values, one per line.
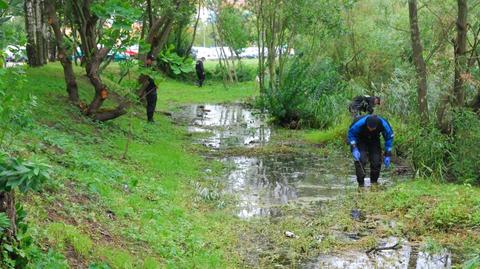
left=217, top=6, right=251, bottom=55
left=89, top=262, right=111, bottom=269
left=449, top=110, right=480, bottom=184
left=158, top=45, right=194, bottom=76
left=259, top=56, right=347, bottom=128
left=396, top=109, right=480, bottom=183
left=463, top=255, right=480, bottom=269
left=46, top=223, right=93, bottom=257
left=0, top=0, right=8, bottom=10
left=91, top=0, right=141, bottom=50
left=210, top=60, right=257, bottom=82
left=0, top=213, right=10, bottom=233
left=361, top=180, right=480, bottom=232
left=406, top=123, right=450, bottom=178
left=0, top=18, right=26, bottom=49
left=0, top=156, right=51, bottom=193
left=0, top=49, right=4, bottom=67
left=0, top=67, right=36, bottom=146
left=303, top=115, right=350, bottom=144
left=27, top=249, right=69, bottom=269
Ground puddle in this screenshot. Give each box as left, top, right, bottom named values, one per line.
left=174, top=104, right=270, bottom=149
left=173, top=104, right=449, bottom=268
left=222, top=154, right=358, bottom=218
left=304, top=237, right=451, bottom=269
left=174, top=104, right=396, bottom=218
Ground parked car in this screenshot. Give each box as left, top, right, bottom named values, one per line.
left=4, top=45, right=27, bottom=62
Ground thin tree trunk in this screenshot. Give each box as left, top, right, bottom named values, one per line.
left=46, top=0, right=80, bottom=103
left=408, top=0, right=429, bottom=123
left=48, top=28, right=57, bottom=62
left=147, top=0, right=153, bottom=30
left=185, top=0, right=202, bottom=59
left=453, top=0, right=468, bottom=106
left=255, top=0, right=266, bottom=94
left=25, top=0, right=39, bottom=66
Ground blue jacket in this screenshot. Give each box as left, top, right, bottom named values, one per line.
left=347, top=115, right=394, bottom=152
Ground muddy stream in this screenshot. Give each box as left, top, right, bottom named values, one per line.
left=173, top=104, right=451, bottom=269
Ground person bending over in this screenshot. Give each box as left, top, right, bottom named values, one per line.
left=347, top=114, right=394, bottom=186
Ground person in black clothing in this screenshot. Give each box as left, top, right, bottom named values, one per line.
left=144, top=54, right=157, bottom=122
left=195, top=57, right=206, bottom=87
left=348, top=95, right=381, bottom=117
left=347, top=114, right=394, bottom=186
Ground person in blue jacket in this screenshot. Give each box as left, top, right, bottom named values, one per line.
left=347, top=114, right=394, bottom=186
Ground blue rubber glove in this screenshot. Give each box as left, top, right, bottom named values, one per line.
left=384, top=156, right=391, bottom=168
left=352, top=147, right=361, bottom=161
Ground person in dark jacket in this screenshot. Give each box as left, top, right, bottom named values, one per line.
left=144, top=54, right=157, bottom=122
left=347, top=114, right=394, bottom=186
left=195, top=57, right=206, bottom=87
left=348, top=95, right=381, bottom=117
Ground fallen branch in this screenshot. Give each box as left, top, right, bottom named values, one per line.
left=366, top=242, right=401, bottom=254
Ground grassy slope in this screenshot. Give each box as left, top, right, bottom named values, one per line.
left=12, top=62, right=480, bottom=267
left=16, top=63, right=256, bottom=268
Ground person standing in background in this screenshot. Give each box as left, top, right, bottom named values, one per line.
left=196, top=57, right=206, bottom=87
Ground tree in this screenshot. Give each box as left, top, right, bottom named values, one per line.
left=24, top=0, right=49, bottom=67
left=408, top=0, right=429, bottom=122
left=45, top=0, right=79, bottom=103
left=453, top=0, right=468, bottom=107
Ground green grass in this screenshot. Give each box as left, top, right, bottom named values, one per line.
left=303, top=115, right=351, bottom=144
left=103, top=62, right=258, bottom=111
left=8, top=63, right=252, bottom=268
left=203, top=58, right=258, bottom=71
left=6, top=62, right=480, bottom=267
left=360, top=180, right=480, bottom=232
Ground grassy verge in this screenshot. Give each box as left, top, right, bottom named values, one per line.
left=354, top=180, right=480, bottom=264
left=9, top=63, right=256, bottom=268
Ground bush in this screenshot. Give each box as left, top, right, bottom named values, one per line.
left=208, top=60, right=257, bottom=82
left=395, top=109, right=479, bottom=183
left=449, top=109, right=480, bottom=184
left=259, top=56, right=347, bottom=128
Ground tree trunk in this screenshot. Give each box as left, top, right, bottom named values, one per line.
left=25, top=0, right=39, bottom=66
left=408, top=0, right=429, bottom=123
left=35, top=0, right=47, bottom=65
left=48, top=28, right=57, bottom=62
left=453, top=0, right=468, bottom=106
left=24, top=0, right=48, bottom=67
left=0, top=191, right=17, bottom=239
left=185, top=0, right=202, bottom=59
left=45, top=0, right=80, bottom=103
left=147, top=0, right=153, bottom=30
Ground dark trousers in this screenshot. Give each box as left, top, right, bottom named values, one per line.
left=353, top=140, right=382, bottom=185
left=197, top=73, right=205, bottom=87
left=146, top=92, right=157, bottom=122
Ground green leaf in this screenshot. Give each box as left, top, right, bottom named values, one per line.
left=3, top=244, right=13, bottom=252
left=0, top=212, right=10, bottom=230
left=0, top=0, right=8, bottom=10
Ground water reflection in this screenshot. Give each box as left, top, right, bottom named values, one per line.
left=223, top=154, right=356, bottom=218
left=174, top=104, right=271, bottom=149
left=175, top=104, right=391, bottom=218
left=304, top=237, right=451, bottom=269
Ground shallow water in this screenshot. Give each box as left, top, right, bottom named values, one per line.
left=173, top=103, right=451, bottom=269
left=305, top=237, right=451, bottom=269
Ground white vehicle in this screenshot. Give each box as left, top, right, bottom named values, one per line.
left=4, top=45, right=27, bottom=62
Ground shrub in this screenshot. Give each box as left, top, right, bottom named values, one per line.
left=259, top=56, right=347, bottom=128
left=157, top=45, right=194, bottom=77
left=209, top=60, right=257, bottom=82
left=449, top=109, right=480, bottom=184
